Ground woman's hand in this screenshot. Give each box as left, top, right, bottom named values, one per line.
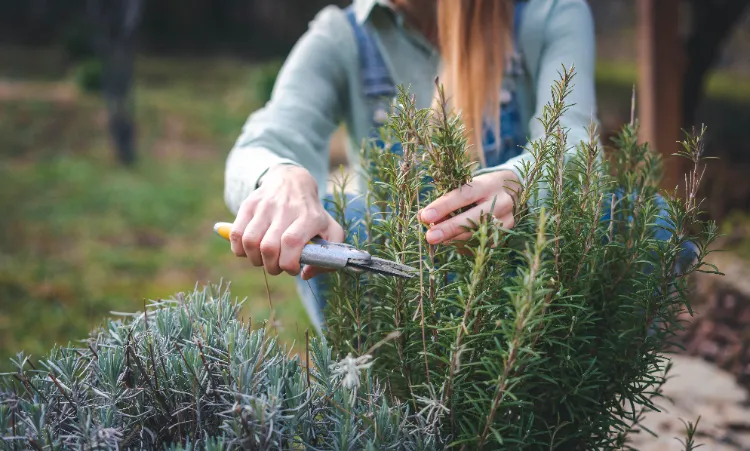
left=419, top=170, right=519, bottom=245
left=229, top=165, right=344, bottom=280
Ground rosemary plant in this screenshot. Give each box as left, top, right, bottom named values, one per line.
left=321, top=66, right=719, bottom=449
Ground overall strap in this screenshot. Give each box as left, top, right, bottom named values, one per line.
left=480, top=0, right=529, bottom=167
left=514, top=0, right=528, bottom=46
left=344, top=2, right=527, bottom=100
left=344, top=6, right=396, bottom=99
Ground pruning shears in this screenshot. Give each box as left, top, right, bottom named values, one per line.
left=213, top=222, right=416, bottom=279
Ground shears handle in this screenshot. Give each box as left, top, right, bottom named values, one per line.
left=212, top=222, right=368, bottom=270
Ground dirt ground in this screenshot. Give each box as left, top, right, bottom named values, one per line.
left=641, top=250, right=750, bottom=450
left=629, top=354, right=750, bottom=451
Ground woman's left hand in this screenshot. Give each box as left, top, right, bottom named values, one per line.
left=419, top=170, right=519, bottom=245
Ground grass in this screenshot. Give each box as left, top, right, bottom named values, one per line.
left=596, top=60, right=750, bottom=102
left=0, top=51, right=308, bottom=369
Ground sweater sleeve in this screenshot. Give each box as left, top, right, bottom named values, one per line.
left=484, top=0, right=599, bottom=185
left=223, top=6, right=354, bottom=215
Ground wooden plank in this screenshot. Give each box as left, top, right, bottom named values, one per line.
left=636, top=0, right=687, bottom=195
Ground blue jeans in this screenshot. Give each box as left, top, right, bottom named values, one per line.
left=295, top=194, right=371, bottom=333
left=295, top=190, right=698, bottom=334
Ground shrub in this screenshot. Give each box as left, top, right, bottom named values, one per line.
left=0, top=284, right=433, bottom=449
left=74, top=58, right=105, bottom=94
left=321, top=67, right=718, bottom=449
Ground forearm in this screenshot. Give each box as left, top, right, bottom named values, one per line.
left=222, top=5, right=352, bottom=215
left=530, top=0, right=599, bottom=151
left=480, top=0, right=599, bottom=202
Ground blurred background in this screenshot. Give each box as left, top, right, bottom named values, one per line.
left=0, top=0, right=749, bottom=447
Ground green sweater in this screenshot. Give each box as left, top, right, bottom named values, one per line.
left=224, top=0, right=598, bottom=215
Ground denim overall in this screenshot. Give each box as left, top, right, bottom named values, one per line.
left=295, top=2, right=696, bottom=334
left=293, top=2, right=530, bottom=332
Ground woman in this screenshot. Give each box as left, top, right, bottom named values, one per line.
left=224, top=0, right=599, bottom=331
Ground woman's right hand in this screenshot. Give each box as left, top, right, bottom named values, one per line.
left=229, top=165, right=344, bottom=280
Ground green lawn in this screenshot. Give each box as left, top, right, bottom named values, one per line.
left=0, top=51, right=308, bottom=368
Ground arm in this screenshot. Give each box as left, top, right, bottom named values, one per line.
left=488, top=0, right=599, bottom=184
left=223, top=6, right=354, bottom=277
left=223, top=5, right=353, bottom=215
left=418, top=0, right=599, bottom=243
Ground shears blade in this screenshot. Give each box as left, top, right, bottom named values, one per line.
left=346, top=256, right=416, bottom=279
left=213, top=222, right=417, bottom=279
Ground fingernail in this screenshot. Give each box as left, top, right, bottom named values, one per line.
left=426, top=229, right=443, bottom=243
left=422, top=209, right=438, bottom=223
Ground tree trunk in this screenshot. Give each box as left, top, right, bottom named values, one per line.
left=636, top=0, right=685, bottom=192
left=682, top=0, right=750, bottom=128
left=89, top=0, right=142, bottom=166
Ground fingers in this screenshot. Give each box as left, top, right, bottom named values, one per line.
left=444, top=211, right=514, bottom=258
left=445, top=212, right=515, bottom=245
left=420, top=181, right=484, bottom=225
left=425, top=192, right=515, bottom=245
left=448, top=231, right=474, bottom=243
left=278, top=226, right=308, bottom=276
left=301, top=264, right=335, bottom=281
left=278, top=214, right=327, bottom=276
left=262, top=207, right=323, bottom=276
left=242, top=213, right=271, bottom=266
left=492, top=212, right=515, bottom=230
left=231, top=165, right=342, bottom=276
left=489, top=192, right=514, bottom=224
left=233, top=199, right=342, bottom=277
left=425, top=201, right=491, bottom=245
left=259, top=224, right=285, bottom=276
left=419, top=171, right=521, bottom=227
left=229, top=196, right=258, bottom=256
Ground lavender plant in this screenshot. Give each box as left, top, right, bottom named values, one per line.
left=322, top=66, right=719, bottom=449
left=0, top=284, right=433, bottom=450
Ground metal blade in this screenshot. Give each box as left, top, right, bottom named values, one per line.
left=347, top=257, right=417, bottom=279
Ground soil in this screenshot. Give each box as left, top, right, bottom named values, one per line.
left=628, top=354, right=750, bottom=451
left=674, top=251, right=750, bottom=391
left=630, top=245, right=750, bottom=450
left=0, top=80, right=78, bottom=103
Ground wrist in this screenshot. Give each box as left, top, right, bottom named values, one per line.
left=259, top=164, right=318, bottom=191
left=259, top=164, right=304, bottom=185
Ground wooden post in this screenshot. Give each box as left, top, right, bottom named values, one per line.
left=636, top=0, right=686, bottom=194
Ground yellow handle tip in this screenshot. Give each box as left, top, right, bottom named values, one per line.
left=214, top=222, right=233, bottom=241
